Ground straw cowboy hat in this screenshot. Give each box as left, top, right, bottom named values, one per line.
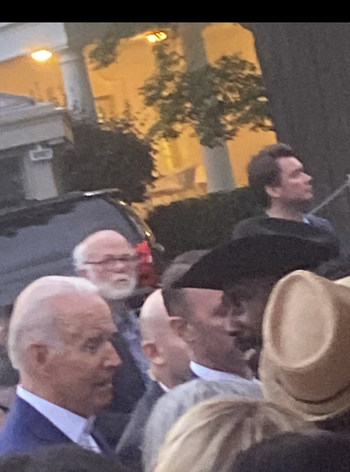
left=260, top=269, right=350, bottom=422
left=172, top=218, right=339, bottom=290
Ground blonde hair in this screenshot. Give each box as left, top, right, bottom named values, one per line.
left=153, top=396, right=314, bottom=472
left=142, top=379, right=263, bottom=472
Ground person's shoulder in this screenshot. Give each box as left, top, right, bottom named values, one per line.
left=306, top=213, right=333, bottom=227
left=232, top=216, right=268, bottom=239
left=306, top=214, right=340, bottom=239
left=128, top=381, right=165, bottom=418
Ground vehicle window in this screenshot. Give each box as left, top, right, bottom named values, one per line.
left=0, top=197, right=145, bottom=307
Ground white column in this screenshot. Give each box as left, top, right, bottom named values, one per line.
left=58, top=47, right=98, bottom=121
left=179, top=23, right=236, bottom=192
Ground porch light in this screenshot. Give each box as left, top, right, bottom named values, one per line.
left=146, top=31, right=167, bottom=43
left=31, top=49, right=53, bottom=62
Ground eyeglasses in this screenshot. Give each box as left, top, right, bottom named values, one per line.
left=85, top=255, right=138, bottom=268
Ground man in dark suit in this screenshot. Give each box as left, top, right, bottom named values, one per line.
left=0, top=275, right=122, bottom=456
left=116, top=288, right=190, bottom=471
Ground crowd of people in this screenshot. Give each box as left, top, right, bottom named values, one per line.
left=0, top=142, right=350, bottom=471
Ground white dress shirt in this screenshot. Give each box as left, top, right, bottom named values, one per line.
left=190, top=361, right=261, bottom=387
left=17, top=385, right=101, bottom=453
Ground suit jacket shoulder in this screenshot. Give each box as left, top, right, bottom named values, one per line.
left=306, top=213, right=336, bottom=232
left=116, top=380, right=165, bottom=471
left=0, top=396, right=72, bottom=456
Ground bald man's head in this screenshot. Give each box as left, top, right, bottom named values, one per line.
left=73, top=230, right=138, bottom=300
left=140, top=289, right=190, bottom=388
left=140, top=289, right=170, bottom=341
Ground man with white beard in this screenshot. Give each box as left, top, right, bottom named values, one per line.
left=73, top=230, right=150, bottom=420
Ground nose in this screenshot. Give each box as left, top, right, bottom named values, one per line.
left=110, top=259, right=129, bottom=271
left=222, top=314, right=235, bottom=334
left=228, top=311, right=248, bottom=337
left=105, top=341, right=122, bottom=368
left=223, top=310, right=246, bottom=336
left=306, top=173, right=313, bottom=184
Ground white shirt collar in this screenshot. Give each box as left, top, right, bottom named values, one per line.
left=16, top=385, right=99, bottom=449
left=157, top=380, right=170, bottom=392
left=190, top=361, right=260, bottom=384
left=147, top=370, right=170, bottom=392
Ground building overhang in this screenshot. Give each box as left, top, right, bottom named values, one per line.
left=0, top=93, right=73, bottom=151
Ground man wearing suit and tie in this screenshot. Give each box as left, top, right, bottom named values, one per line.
left=0, top=275, right=122, bottom=457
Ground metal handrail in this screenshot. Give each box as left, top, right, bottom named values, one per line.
left=310, top=174, right=350, bottom=214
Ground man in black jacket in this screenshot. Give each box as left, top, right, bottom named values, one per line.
left=116, top=288, right=190, bottom=471
left=246, top=142, right=341, bottom=245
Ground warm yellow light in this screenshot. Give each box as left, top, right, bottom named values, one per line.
left=31, top=49, right=53, bottom=62
left=146, top=31, right=167, bottom=43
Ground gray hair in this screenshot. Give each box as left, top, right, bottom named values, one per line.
left=72, top=241, right=87, bottom=271
left=142, top=378, right=263, bottom=472
left=8, top=276, right=98, bottom=371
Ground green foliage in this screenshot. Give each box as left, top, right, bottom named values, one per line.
left=89, top=25, right=273, bottom=148
left=89, top=22, right=173, bottom=68
left=146, top=187, right=264, bottom=261
left=140, top=43, right=273, bottom=148
left=55, top=118, right=156, bottom=203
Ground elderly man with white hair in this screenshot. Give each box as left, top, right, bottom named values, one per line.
left=0, top=275, right=122, bottom=456
left=73, top=230, right=151, bottom=415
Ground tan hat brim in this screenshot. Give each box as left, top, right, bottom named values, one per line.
left=260, top=351, right=350, bottom=422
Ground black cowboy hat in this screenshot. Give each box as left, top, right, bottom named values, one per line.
left=172, top=217, right=339, bottom=290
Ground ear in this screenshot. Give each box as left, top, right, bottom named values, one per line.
left=169, top=317, right=191, bottom=342
left=265, top=184, right=282, bottom=199
left=27, top=344, right=50, bottom=372
left=142, top=341, right=164, bottom=366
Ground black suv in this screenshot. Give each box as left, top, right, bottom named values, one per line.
left=0, top=189, right=163, bottom=308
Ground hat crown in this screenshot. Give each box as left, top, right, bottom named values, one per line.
left=264, top=271, right=336, bottom=371
left=174, top=217, right=339, bottom=290
left=261, top=270, right=350, bottom=421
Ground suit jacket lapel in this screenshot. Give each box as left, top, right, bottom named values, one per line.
left=9, top=396, right=73, bottom=445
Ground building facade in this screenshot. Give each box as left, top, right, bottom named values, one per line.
left=0, top=22, right=276, bottom=208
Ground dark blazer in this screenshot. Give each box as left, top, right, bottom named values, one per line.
left=106, top=332, right=147, bottom=414
left=306, top=213, right=347, bottom=255
left=0, top=396, right=113, bottom=456
left=116, top=380, right=165, bottom=471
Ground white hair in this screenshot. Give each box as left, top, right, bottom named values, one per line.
left=8, top=276, right=99, bottom=371
left=72, top=242, right=87, bottom=271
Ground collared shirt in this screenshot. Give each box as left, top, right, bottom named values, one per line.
left=190, top=361, right=261, bottom=387
left=17, top=385, right=101, bottom=453
left=147, top=370, right=170, bottom=393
